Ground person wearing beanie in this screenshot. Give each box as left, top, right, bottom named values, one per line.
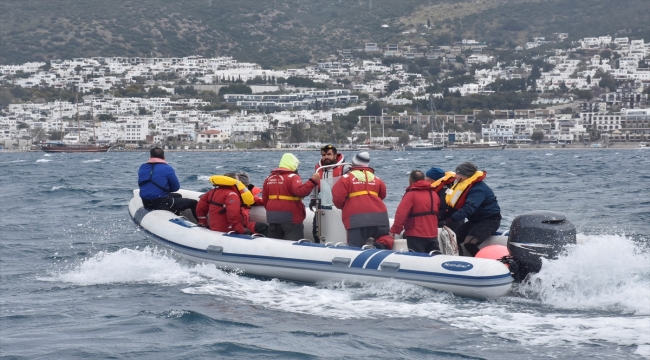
left=310, top=144, right=348, bottom=242
left=332, top=151, right=390, bottom=247
left=390, top=170, right=441, bottom=253
left=425, top=166, right=456, bottom=225
left=263, top=153, right=320, bottom=240
left=445, top=161, right=501, bottom=256
left=138, top=147, right=198, bottom=221
left=237, top=170, right=267, bottom=236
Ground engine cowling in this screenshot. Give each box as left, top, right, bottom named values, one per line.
left=507, top=211, right=576, bottom=277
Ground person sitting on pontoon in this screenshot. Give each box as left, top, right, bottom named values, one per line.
left=196, top=172, right=250, bottom=234
left=138, top=147, right=198, bottom=220
left=444, top=162, right=501, bottom=256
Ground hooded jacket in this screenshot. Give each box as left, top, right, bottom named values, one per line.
left=137, top=158, right=180, bottom=200
left=331, top=166, right=389, bottom=230
left=262, top=154, right=318, bottom=224
left=390, top=180, right=439, bottom=238
left=447, top=176, right=500, bottom=223
left=196, top=186, right=247, bottom=233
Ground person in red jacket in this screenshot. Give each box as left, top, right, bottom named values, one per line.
left=236, top=170, right=268, bottom=236
left=196, top=172, right=249, bottom=234
left=390, top=170, right=440, bottom=253
left=309, top=144, right=348, bottom=242
left=263, top=153, right=320, bottom=240
left=332, top=151, right=390, bottom=247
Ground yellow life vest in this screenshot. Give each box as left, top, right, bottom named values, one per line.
left=445, top=171, right=485, bottom=208
left=430, top=171, right=456, bottom=191
left=209, top=175, right=255, bottom=206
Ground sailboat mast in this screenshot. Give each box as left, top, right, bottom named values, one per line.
left=92, top=101, right=96, bottom=143
left=368, top=116, right=371, bottom=146
left=59, top=97, right=63, bottom=141
left=76, top=93, right=80, bottom=143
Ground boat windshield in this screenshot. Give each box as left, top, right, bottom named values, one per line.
left=319, top=177, right=341, bottom=207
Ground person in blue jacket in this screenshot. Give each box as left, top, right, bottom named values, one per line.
left=445, top=161, right=501, bottom=256
left=138, top=148, right=198, bottom=220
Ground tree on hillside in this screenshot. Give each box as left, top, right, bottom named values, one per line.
left=531, top=130, right=544, bottom=143
left=218, top=84, right=252, bottom=95
left=387, top=80, right=400, bottom=93
left=365, top=101, right=382, bottom=116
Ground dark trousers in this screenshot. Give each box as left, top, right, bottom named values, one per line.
left=347, top=225, right=390, bottom=248
left=251, top=222, right=269, bottom=237
left=406, top=236, right=440, bottom=253
left=268, top=223, right=305, bottom=241
left=142, top=193, right=198, bottom=221
left=455, top=214, right=501, bottom=256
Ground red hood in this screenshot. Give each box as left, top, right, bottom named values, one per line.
left=271, top=168, right=296, bottom=174
left=406, top=180, right=434, bottom=191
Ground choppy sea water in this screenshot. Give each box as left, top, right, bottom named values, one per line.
left=1, top=149, right=649, bottom=359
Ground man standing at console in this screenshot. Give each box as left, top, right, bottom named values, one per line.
left=138, top=147, right=198, bottom=220
left=309, top=144, right=347, bottom=242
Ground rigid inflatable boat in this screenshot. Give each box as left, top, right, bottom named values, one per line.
left=129, top=175, right=577, bottom=301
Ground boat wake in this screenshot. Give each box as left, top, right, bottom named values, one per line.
left=36, top=159, right=52, bottom=163
left=83, top=159, right=102, bottom=163
left=47, top=234, right=650, bottom=350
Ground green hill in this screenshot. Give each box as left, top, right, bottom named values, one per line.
left=0, top=0, right=648, bottom=67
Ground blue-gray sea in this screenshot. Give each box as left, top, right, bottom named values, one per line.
left=2, top=149, right=649, bottom=359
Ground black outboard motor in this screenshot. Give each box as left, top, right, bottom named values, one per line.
left=505, top=211, right=576, bottom=281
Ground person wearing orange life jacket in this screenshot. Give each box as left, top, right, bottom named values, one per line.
left=332, top=151, right=390, bottom=248
left=309, top=144, right=348, bottom=242
left=425, top=167, right=456, bottom=226
left=390, top=170, right=441, bottom=253
left=236, top=170, right=268, bottom=236
left=196, top=172, right=250, bottom=234
left=263, top=153, right=320, bottom=240
left=446, top=161, right=501, bottom=257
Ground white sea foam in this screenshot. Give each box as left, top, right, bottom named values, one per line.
left=36, top=159, right=52, bottom=163
left=50, top=186, right=65, bottom=191
left=519, top=234, right=650, bottom=316
left=44, top=154, right=52, bottom=157
left=83, top=159, right=102, bottom=163
left=197, top=175, right=211, bottom=181
left=546, top=153, right=553, bottom=156
left=256, top=165, right=266, bottom=168
left=51, top=247, right=214, bottom=285
left=445, top=155, right=453, bottom=158
left=214, top=165, right=224, bottom=169
left=10, top=159, right=26, bottom=163
left=393, top=158, right=407, bottom=161
left=48, top=236, right=650, bottom=349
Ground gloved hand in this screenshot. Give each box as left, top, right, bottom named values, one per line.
left=309, top=199, right=317, bottom=211
left=243, top=228, right=253, bottom=235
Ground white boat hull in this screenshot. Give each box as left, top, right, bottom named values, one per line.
left=129, top=189, right=512, bottom=299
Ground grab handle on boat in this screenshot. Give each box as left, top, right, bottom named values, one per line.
left=297, top=239, right=312, bottom=243
left=206, top=245, right=223, bottom=255
left=380, top=262, right=400, bottom=272
left=334, top=242, right=347, bottom=247
left=332, top=257, right=351, bottom=267
left=361, top=245, right=375, bottom=250
left=252, top=233, right=266, bottom=238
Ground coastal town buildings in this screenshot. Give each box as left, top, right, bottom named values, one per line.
left=1, top=34, right=648, bottom=150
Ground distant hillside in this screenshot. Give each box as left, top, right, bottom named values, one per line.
left=403, top=0, right=650, bottom=47
left=1, top=0, right=648, bottom=67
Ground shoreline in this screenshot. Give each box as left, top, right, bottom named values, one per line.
left=2, top=144, right=647, bottom=153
